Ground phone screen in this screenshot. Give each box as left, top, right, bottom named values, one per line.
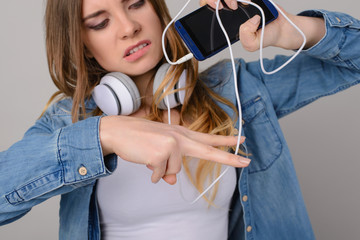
left=175, top=0, right=278, bottom=60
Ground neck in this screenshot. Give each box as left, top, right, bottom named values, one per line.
left=131, top=69, right=156, bottom=109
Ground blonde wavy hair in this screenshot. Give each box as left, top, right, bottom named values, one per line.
left=44, top=0, right=239, bottom=204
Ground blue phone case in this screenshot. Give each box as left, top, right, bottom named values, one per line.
left=175, top=0, right=278, bottom=61
left=175, top=21, right=206, bottom=60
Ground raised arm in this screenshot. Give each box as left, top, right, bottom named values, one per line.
left=0, top=98, right=250, bottom=225
left=202, top=1, right=360, bottom=117
left=99, top=114, right=250, bottom=185
left=244, top=9, right=360, bottom=117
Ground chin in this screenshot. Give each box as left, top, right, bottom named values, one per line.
left=127, top=59, right=161, bottom=77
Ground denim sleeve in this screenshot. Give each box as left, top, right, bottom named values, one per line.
left=247, top=10, right=360, bottom=118
left=0, top=107, right=117, bottom=225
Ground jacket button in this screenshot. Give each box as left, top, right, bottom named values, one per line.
left=78, top=166, right=87, bottom=176
left=233, top=128, right=239, bottom=135
left=247, top=226, right=252, bottom=232
left=242, top=195, right=248, bottom=202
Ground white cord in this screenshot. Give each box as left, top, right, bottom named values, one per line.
left=190, top=0, right=244, bottom=205
left=166, top=95, right=171, bottom=124
left=162, top=0, right=192, bottom=123
left=162, top=0, right=307, bottom=204
left=258, top=0, right=307, bottom=74
left=190, top=0, right=307, bottom=203
left=162, top=0, right=194, bottom=65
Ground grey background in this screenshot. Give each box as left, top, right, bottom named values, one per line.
left=0, top=0, right=359, bottom=239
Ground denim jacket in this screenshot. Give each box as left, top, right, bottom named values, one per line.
left=1, top=10, right=359, bottom=240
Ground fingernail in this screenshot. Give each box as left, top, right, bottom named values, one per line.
left=151, top=178, right=160, bottom=184
left=239, top=157, right=251, bottom=164
left=250, top=15, right=261, bottom=25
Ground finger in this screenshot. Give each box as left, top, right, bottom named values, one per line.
left=240, top=14, right=261, bottom=52
left=184, top=138, right=251, bottom=167
left=200, top=0, right=223, bottom=9
left=148, top=164, right=176, bottom=185
left=201, top=134, right=245, bottom=147
left=162, top=150, right=182, bottom=185
left=181, top=127, right=246, bottom=147
left=224, top=0, right=238, bottom=10
left=199, top=0, right=207, bottom=7
left=163, top=174, right=177, bottom=185
left=239, top=0, right=251, bottom=6
left=151, top=161, right=167, bottom=183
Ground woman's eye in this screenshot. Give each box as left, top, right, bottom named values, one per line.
left=89, top=19, right=109, bottom=30
left=130, top=0, right=145, bottom=9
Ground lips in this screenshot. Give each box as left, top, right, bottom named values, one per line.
left=124, top=40, right=151, bottom=58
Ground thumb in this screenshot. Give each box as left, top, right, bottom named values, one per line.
left=163, top=174, right=177, bottom=185
left=240, top=15, right=261, bottom=52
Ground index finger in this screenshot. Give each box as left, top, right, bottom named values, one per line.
left=222, top=0, right=239, bottom=10
left=239, top=0, right=252, bottom=6
left=178, top=126, right=245, bottom=147
left=200, top=0, right=224, bottom=9
left=183, top=137, right=251, bottom=168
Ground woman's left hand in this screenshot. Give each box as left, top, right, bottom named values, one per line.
left=199, top=0, right=326, bottom=51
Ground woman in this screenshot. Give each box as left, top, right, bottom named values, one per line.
left=0, top=0, right=359, bottom=239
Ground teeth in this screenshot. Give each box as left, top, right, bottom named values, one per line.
left=127, top=43, right=148, bottom=56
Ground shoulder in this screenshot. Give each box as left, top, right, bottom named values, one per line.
left=200, top=59, right=233, bottom=84
left=34, top=98, right=73, bottom=132
left=46, top=98, right=73, bottom=116
left=199, top=58, right=264, bottom=97
left=199, top=58, right=252, bottom=86
left=44, top=97, right=97, bottom=116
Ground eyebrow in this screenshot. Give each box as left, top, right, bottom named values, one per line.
left=83, top=10, right=106, bottom=22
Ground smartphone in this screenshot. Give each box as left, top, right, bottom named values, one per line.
left=175, top=0, right=278, bottom=61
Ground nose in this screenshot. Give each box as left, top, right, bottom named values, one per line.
left=117, top=14, right=141, bottom=40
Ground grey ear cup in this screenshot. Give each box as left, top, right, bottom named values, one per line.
left=153, top=63, right=187, bottom=109
left=107, top=72, right=141, bottom=113
left=92, top=72, right=141, bottom=116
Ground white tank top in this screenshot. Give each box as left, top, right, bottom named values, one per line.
left=96, top=157, right=237, bottom=240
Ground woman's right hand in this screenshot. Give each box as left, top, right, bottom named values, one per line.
left=99, top=115, right=249, bottom=185
left=200, top=0, right=326, bottom=51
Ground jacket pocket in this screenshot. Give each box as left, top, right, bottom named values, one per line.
left=325, top=11, right=360, bottom=30
left=242, top=96, right=282, bottom=174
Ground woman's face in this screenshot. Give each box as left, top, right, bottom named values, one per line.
left=82, top=0, right=164, bottom=77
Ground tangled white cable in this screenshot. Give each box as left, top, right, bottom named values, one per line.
left=162, top=0, right=307, bottom=204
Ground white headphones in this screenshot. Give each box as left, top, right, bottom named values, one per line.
left=92, top=63, right=187, bottom=116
